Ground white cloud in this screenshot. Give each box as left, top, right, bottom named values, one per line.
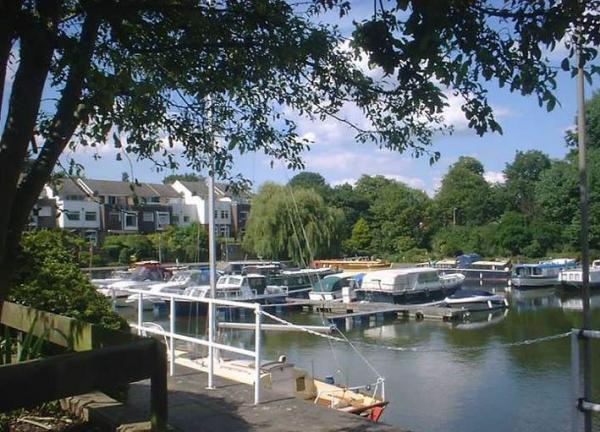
left=484, top=171, right=506, bottom=184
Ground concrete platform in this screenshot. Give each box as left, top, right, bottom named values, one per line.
left=121, top=364, right=406, bottom=432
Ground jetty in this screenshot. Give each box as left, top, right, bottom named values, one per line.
left=67, top=364, right=405, bottom=431
left=263, top=299, right=469, bottom=323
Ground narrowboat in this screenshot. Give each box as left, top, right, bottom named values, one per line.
left=511, top=258, right=577, bottom=289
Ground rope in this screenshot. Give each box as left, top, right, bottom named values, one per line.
left=259, top=309, right=573, bottom=354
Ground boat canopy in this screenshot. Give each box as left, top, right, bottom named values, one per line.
left=312, top=274, right=359, bottom=293
left=361, top=268, right=439, bottom=292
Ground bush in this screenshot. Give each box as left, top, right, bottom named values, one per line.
left=9, top=230, right=127, bottom=331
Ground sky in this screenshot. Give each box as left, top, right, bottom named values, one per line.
left=4, top=2, right=599, bottom=196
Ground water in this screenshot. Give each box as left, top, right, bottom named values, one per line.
left=133, top=286, right=600, bottom=432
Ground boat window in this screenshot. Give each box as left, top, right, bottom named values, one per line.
left=417, top=272, right=439, bottom=283
left=296, top=376, right=306, bottom=392
left=131, top=267, right=163, bottom=281
left=533, top=267, right=543, bottom=276
left=313, top=277, right=351, bottom=292
left=248, top=277, right=266, bottom=294
left=227, top=276, right=242, bottom=285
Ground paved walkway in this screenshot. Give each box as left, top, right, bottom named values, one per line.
left=122, top=364, right=407, bottom=432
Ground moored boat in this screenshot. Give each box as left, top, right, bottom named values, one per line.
left=308, top=272, right=363, bottom=301
left=443, top=289, right=508, bottom=311
left=312, top=258, right=390, bottom=272
left=559, top=259, right=600, bottom=288
left=356, top=268, right=464, bottom=304
left=511, top=258, right=577, bottom=289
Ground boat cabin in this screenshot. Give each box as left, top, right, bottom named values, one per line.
left=469, top=260, right=511, bottom=271
left=311, top=273, right=362, bottom=293
left=217, top=274, right=268, bottom=295
left=360, top=268, right=441, bottom=293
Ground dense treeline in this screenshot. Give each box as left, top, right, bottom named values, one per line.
left=243, top=91, right=600, bottom=263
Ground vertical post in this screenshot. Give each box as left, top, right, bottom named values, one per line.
left=169, top=296, right=175, bottom=376
left=150, top=340, right=168, bottom=432
left=111, top=287, right=116, bottom=312
left=137, top=292, right=143, bottom=336
left=254, top=305, right=262, bottom=405
left=576, top=27, right=592, bottom=432
left=572, top=330, right=583, bottom=432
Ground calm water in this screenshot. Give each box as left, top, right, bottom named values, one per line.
left=133, top=286, right=600, bottom=432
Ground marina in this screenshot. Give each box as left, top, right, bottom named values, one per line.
left=110, top=279, right=600, bottom=432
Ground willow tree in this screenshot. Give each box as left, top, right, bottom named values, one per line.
left=1, top=0, right=598, bottom=303
left=243, top=183, right=344, bottom=264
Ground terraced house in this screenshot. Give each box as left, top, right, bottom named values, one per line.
left=31, top=178, right=251, bottom=245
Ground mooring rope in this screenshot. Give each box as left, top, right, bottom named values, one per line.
left=258, top=309, right=572, bottom=354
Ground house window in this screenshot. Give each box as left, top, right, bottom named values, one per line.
left=171, top=215, right=179, bottom=224
left=156, top=212, right=170, bottom=229
left=124, top=212, right=138, bottom=229
left=84, top=230, right=97, bottom=246
left=38, top=207, right=52, bottom=217
left=219, top=225, right=229, bottom=237
left=143, top=211, right=155, bottom=222
left=107, top=196, right=117, bottom=205
left=214, top=210, right=218, bottom=219
left=149, top=196, right=160, bottom=203
left=183, top=216, right=190, bottom=223
left=66, top=195, right=85, bottom=201
left=109, top=211, right=121, bottom=223
left=65, top=211, right=80, bottom=221
left=239, top=211, right=249, bottom=221
left=85, top=211, right=97, bottom=221
left=221, top=210, right=229, bottom=219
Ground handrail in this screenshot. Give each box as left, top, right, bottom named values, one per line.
left=111, top=287, right=263, bottom=405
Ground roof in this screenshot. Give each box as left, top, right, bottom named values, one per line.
left=53, top=178, right=87, bottom=196
left=178, top=181, right=209, bottom=198
left=145, top=183, right=181, bottom=198
left=81, top=179, right=158, bottom=197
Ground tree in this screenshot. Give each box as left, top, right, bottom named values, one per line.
left=149, top=223, right=208, bottom=262
left=163, top=173, right=204, bottom=185
left=567, top=91, right=600, bottom=149
left=287, top=172, right=330, bottom=196
left=433, top=157, right=497, bottom=226
left=1, top=1, right=597, bottom=304
left=495, top=211, right=531, bottom=256
left=504, top=150, right=551, bottom=217
left=342, top=217, right=373, bottom=256
left=243, top=183, right=343, bottom=264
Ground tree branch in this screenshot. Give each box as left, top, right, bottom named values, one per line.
left=8, top=13, right=101, bottom=251
left=0, top=0, right=20, bottom=120
left=0, top=7, right=58, bottom=278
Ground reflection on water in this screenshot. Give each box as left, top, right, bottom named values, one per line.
left=136, top=286, right=600, bottom=432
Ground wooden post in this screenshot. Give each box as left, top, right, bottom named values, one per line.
left=150, top=340, right=168, bottom=432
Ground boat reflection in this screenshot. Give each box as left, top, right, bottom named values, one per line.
left=508, top=287, right=562, bottom=311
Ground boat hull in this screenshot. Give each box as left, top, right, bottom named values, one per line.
left=444, top=296, right=508, bottom=312
left=356, top=286, right=460, bottom=305
left=511, top=276, right=558, bottom=289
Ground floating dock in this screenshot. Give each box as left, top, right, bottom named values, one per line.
left=262, top=299, right=469, bottom=325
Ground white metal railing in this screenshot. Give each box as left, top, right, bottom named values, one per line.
left=571, top=328, right=600, bottom=431
left=109, top=287, right=263, bottom=405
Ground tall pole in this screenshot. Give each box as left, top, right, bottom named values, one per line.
left=206, top=0, right=216, bottom=389
left=576, top=27, right=591, bottom=432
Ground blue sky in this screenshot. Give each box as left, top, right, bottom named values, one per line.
left=4, top=2, right=598, bottom=196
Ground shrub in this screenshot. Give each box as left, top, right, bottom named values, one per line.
left=9, top=230, right=127, bottom=331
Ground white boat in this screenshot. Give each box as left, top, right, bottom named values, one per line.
left=308, top=272, right=363, bottom=301
left=356, top=268, right=464, bottom=304
left=511, top=258, right=577, bottom=289
left=125, top=269, right=212, bottom=310
left=97, top=263, right=171, bottom=307
left=443, top=289, right=508, bottom=311
left=559, top=259, right=600, bottom=288
left=174, top=274, right=289, bottom=314
left=176, top=354, right=388, bottom=422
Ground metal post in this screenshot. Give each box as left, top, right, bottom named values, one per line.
left=169, top=297, right=175, bottom=376
left=137, top=293, right=143, bottom=336
left=572, top=329, right=583, bottom=432
left=111, top=287, right=116, bottom=312
left=576, top=27, right=592, bottom=432
left=254, top=305, right=262, bottom=405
